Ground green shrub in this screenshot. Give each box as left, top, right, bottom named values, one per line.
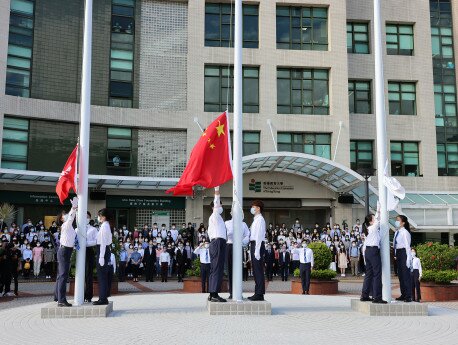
left=311, top=269, right=337, bottom=280
left=185, top=258, right=201, bottom=277
left=293, top=268, right=300, bottom=277
left=308, top=242, right=332, bottom=270
left=416, top=242, right=458, bottom=271
left=421, top=270, right=458, bottom=284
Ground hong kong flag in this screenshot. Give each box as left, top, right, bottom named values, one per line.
left=166, top=112, right=233, bottom=196
left=56, top=144, right=78, bottom=204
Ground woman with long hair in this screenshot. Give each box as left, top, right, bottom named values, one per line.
left=360, top=202, right=387, bottom=304
left=393, top=215, right=413, bottom=302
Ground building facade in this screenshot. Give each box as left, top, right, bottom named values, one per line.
left=0, top=0, right=457, bottom=245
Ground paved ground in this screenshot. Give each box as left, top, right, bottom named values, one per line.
left=1, top=293, right=457, bottom=345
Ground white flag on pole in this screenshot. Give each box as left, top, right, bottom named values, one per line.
left=383, top=160, right=405, bottom=211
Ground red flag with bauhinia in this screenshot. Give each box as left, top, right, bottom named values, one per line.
left=166, top=112, right=233, bottom=196
left=56, top=144, right=78, bottom=204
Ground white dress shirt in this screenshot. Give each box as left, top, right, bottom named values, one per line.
left=60, top=207, right=77, bottom=247
left=412, top=256, right=422, bottom=277
left=207, top=194, right=227, bottom=241
left=159, top=251, right=171, bottom=265
left=109, top=253, right=116, bottom=273
left=293, top=247, right=314, bottom=266
left=194, top=246, right=211, bottom=264
left=86, top=225, right=98, bottom=247
left=170, top=229, right=179, bottom=242
left=225, top=219, right=250, bottom=245
left=363, top=208, right=381, bottom=249
left=96, top=221, right=112, bottom=259
left=393, top=227, right=412, bottom=268
left=250, top=213, right=266, bottom=259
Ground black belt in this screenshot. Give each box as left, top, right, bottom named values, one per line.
left=366, top=246, right=379, bottom=248
left=60, top=245, right=73, bottom=249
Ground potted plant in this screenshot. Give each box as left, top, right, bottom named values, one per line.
left=291, top=242, right=338, bottom=295
left=182, top=258, right=229, bottom=293
left=416, top=242, right=458, bottom=301
left=0, top=203, right=17, bottom=230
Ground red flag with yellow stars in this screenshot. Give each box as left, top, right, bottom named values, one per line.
left=166, top=112, right=233, bottom=196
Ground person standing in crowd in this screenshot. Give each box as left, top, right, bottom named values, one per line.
left=130, top=246, right=142, bottom=282
left=155, top=244, right=162, bottom=278
left=207, top=187, right=227, bottom=303
left=393, top=215, right=413, bottom=302
left=43, top=242, right=54, bottom=279
left=175, top=241, right=187, bottom=282
left=159, top=246, right=170, bottom=282
left=184, top=240, right=193, bottom=269
left=118, top=244, right=128, bottom=282
left=293, top=240, right=314, bottom=294
left=194, top=240, right=211, bottom=293
left=10, top=243, right=21, bottom=295
left=84, top=212, right=98, bottom=303
left=349, top=241, right=359, bottom=276
left=248, top=200, right=266, bottom=301
left=360, top=202, right=387, bottom=304
left=143, top=240, right=156, bottom=282
left=338, top=244, right=348, bottom=277
left=242, top=246, right=250, bottom=282
left=93, top=208, right=113, bottom=306
left=32, top=242, right=43, bottom=278
left=0, top=239, right=12, bottom=296
left=265, top=242, right=275, bottom=282
left=54, top=196, right=78, bottom=307
left=22, top=243, right=32, bottom=279
left=279, top=244, right=290, bottom=281
left=411, top=247, right=422, bottom=302
left=225, top=212, right=250, bottom=299
left=108, top=244, right=116, bottom=298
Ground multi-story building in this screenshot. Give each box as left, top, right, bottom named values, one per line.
left=0, top=0, right=456, bottom=245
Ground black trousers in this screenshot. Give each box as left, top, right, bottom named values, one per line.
left=84, top=246, right=95, bottom=300
left=209, top=238, right=226, bottom=293
left=132, top=264, right=140, bottom=278
left=250, top=241, right=265, bottom=296
left=145, top=260, right=155, bottom=281
left=243, top=266, right=248, bottom=281
left=280, top=263, right=289, bottom=281
left=96, top=245, right=111, bottom=302
left=107, top=265, right=113, bottom=297
left=411, top=269, right=421, bottom=301
left=118, top=261, right=126, bottom=281
left=12, top=270, right=18, bottom=294
left=200, top=263, right=210, bottom=292
left=54, top=246, right=73, bottom=303
left=266, top=261, right=273, bottom=281
left=300, top=262, right=311, bottom=293
left=161, top=263, right=168, bottom=282
left=396, top=248, right=412, bottom=299
left=226, top=243, right=233, bottom=294
left=44, top=262, right=53, bottom=276
left=361, top=246, right=382, bottom=300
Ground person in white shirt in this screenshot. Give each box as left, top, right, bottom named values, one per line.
left=393, top=215, right=413, bottom=302
left=360, top=202, right=387, bottom=304
left=207, top=187, right=227, bottom=303
left=292, top=240, right=314, bottom=294
left=159, top=249, right=171, bottom=282
left=160, top=224, right=168, bottom=240
left=410, top=248, right=422, bottom=302
left=107, top=245, right=116, bottom=298
left=170, top=224, right=179, bottom=242
left=84, top=211, right=98, bottom=303
left=225, top=213, right=250, bottom=299
left=54, top=196, right=78, bottom=307
left=93, top=208, right=113, bottom=306
left=248, top=200, right=266, bottom=301
left=194, top=240, right=211, bottom=293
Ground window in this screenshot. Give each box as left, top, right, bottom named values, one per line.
left=1, top=117, right=29, bottom=169
left=349, top=80, right=372, bottom=114
left=276, top=6, right=328, bottom=51
left=347, top=22, right=369, bottom=54
left=437, top=143, right=458, bottom=176
left=277, top=68, right=329, bottom=115
left=388, top=82, right=416, bottom=115
left=230, top=131, right=260, bottom=156
left=390, top=142, right=419, bottom=176
left=107, top=127, right=132, bottom=175
left=386, top=24, right=414, bottom=55
left=278, top=132, right=331, bottom=159
left=109, top=0, right=135, bottom=108
left=350, top=141, right=373, bottom=171
left=205, top=4, right=258, bottom=48
left=6, top=0, right=35, bottom=98
left=204, top=65, right=259, bottom=113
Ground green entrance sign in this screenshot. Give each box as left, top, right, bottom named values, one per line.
left=0, top=191, right=72, bottom=205
left=106, top=195, right=185, bottom=209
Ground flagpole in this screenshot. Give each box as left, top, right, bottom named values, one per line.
left=74, top=0, right=93, bottom=306
left=232, top=0, right=243, bottom=302
left=373, top=0, right=391, bottom=302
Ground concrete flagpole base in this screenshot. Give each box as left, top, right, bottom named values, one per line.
left=351, top=299, right=428, bottom=316
left=41, top=301, right=113, bottom=318
left=207, top=299, right=271, bottom=315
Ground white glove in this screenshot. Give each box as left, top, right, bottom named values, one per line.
left=98, top=257, right=104, bottom=266
left=70, top=197, right=79, bottom=208
left=214, top=186, right=220, bottom=191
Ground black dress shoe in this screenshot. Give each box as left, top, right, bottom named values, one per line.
left=92, top=300, right=109, bottom=305
left=208, top=294, right=213, bottom=301
left=248, top=294, right=264, bottom=301
left=84, top=299, right=92, bottom=303
left=305, top=291, right=310, bottom=295
left=360, top=297, right=372, bottom=302
left=302, top=291, right=305, bottom=295
left=372, top=299, right=388, bottom=304
left=228, top=294, right=233, bottom=300
left=395, top=296, right=405, bottom=301
left=57, top=301, right=72, bottom=307
left=214, top=295, right=227, bottom=302
left=404, top=298, right=412, bottom=303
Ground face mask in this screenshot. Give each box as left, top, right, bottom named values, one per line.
left=48, top=244, right=52, bottom=248
left=28, top=222, right=32, bottom=226
left=172, top=226, right=176, bottom=229
left=302, top=244, right=307, bottom=248
left=411, top=252, right=416, bottom=257
left=250, top=207, right=256, bottom=215
left=296, top=221, right=299, bottom=224
left=26, top=246, right=30, bottom=250
left=352, top=244, right=356, bottom=247
left=395, top=220, right=401, bottom=228
left=123, top=226, right=126, bottom=230
left=37, top=243, right=41, bottom=247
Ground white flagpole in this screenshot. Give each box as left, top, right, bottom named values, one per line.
left=232, top=0, right=243, bottom=302
left=373, top=0, right=391, bottom=302
left=74, top=0, right=93, bottom=306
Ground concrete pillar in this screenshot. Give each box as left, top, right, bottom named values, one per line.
left=186, top=194, right=204, bottom=226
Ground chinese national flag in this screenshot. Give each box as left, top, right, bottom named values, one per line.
left=166, top=112, right=233, bottom=196
left=56, top=144, right=78, bottom=204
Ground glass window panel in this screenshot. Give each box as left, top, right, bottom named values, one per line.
left=3, top=128, right=28, bottom=141
left=108, top=138, right=131, bottom=150
left=110, top=59, right=132, bottom=70
left=399, top=35, right=414, bottom=49
left=1, top=161, right=26, bottom=169
left=8, top=32, right=32, bottom=47
left=399, top=25, right=413, bottom=34
left=316, top=134, right=330, bottom=144
left=8, top=44, right=31, bottom=58
left=112, top=5, right=134, bottom=17
left=109, top=98, right=132, bottom=108
left=6, top=68, right=29, bottom=87
left=10, top=0, right=34, bottom=15
left=4, top=117, right=28, bottom=130
left=113, top=0, right=134, bottom=6
left=404, top=143, right=418, bottom=151
left=277, top=133, right=292, bottom=143
left=7, top=56, right=30, bottom=69
left=111, top=49, right=133, bottom=60
left=2, top=141, right=27, bottom=158
left=111, top=33, right=134, bottom=43
left=244, top=132, right=260, bottom=143
left=110, top=81, right=133, bottom=98
left=10, top=14, right=33, bottom=29
left=108, top=127, right=131, bottom=138
left=110, top=70, right=132, bottom=82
